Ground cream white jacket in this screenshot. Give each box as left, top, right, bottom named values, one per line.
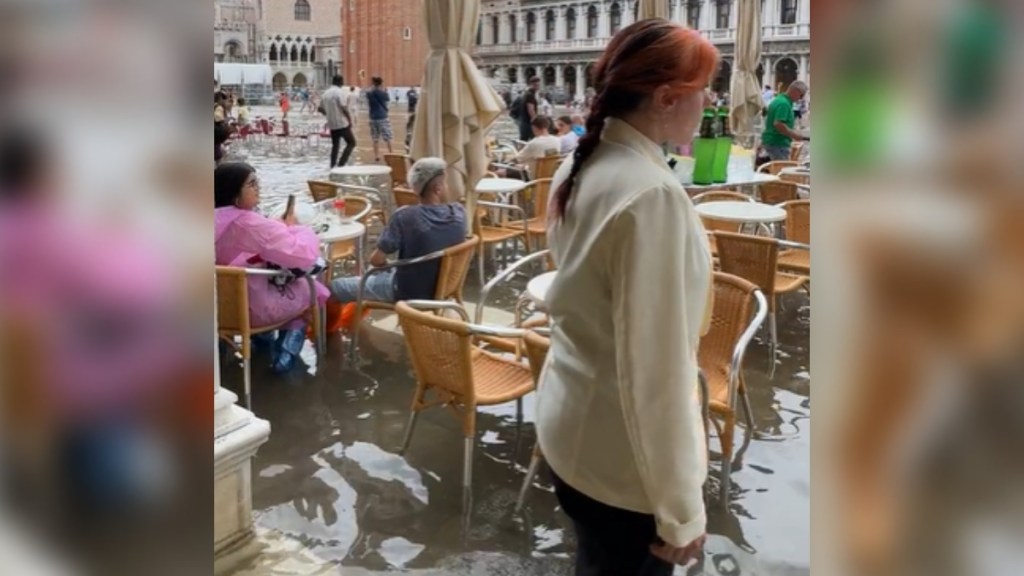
left=538, top=117, right=713, bottom=547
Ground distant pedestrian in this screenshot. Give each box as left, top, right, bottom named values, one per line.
left=344, top=85, right=361, bottom=126
left=539, top=93, right=554, bottom=118
left=367, top=76, right=394, bottom=162
left=406, top=86, right=419, bottom=113
left=515, top=76, right=541, bottom=141
left=279, top=91, right=291, bottom=120
left=323, top=75, right=357, bottom=168
left=299, top=87, right=311, bottom=114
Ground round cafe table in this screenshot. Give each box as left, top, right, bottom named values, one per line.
left=526, top=271, right=557, bottom=309
left=330, top=164, right=395, bottom=218
left=694, top=201, right=786, bottom=224
left=475, top=177, right=529, bottom=199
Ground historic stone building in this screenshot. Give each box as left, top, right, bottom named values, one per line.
left=474, top=0, right=810, bottom=98
left=342, top=0, right=432, bottom=88
left=263, top=0, right=343, bottom=90
left=215, top=0, right=263, bottom=64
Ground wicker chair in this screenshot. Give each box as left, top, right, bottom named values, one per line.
left=532, top=153, right=562, bottom=181
left=693, top=191, right=754, bottom=257
left=319, top=196, right=374, bottom=282
left=471, top=250, right=554, bottom=355
left=757, top=160, right=798, bottom=175
left=395, top=300, right=535, bottom=497
left=698, top=272, right=768, bottom=506
left=383, top=153, right=413, bottom=189
left=777, top=200, right=810, bottom=275
left=307, top=179, right=340, bottom=203
left=348, top=236, right=480, bottom=361
left=334, top=182, right=388, bottom=227
left=216, top=266, right=322, bottom=410
left=473, top=200, right=529, bottom=286
left=712, top=231, right=809, bottom=373
left=393, top=186, right=420, bottom=209
left=514, top=329, right=551, bottom=514
left=757, top=180, right=800, bottom=205
left=520, top=178, right=553, bottom=252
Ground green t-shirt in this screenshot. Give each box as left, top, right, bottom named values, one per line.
left=762, top=93, right=795, bottom=148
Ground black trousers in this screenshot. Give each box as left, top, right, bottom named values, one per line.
left=330, top=127, right=356, bottom=168
left=553, top=473, right=674, bottom=576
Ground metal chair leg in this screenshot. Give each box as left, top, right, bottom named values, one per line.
left=243, top=356, right=252, bottom=411
left=398, top=410, right=419, bottom=455
left=741, top=387, right=755, bottom=431
left=768, top=309, right=778, bottom=378
left=515, top=445, right=543, bottom=515
left=462, top=435, right=475, bottom=495
left=477, top=246, right=485, bottom=287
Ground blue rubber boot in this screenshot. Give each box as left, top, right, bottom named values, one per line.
left=271, top=328, right=306, bottom=373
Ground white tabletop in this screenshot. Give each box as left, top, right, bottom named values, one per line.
left=526, top=271, right=557, bottom=308
left=476, top=177, right=529, bottom=195
left=330, top=165, right=393, bottom=177
left=684, top=172, right=779, bottom=192
left=317, top=219, right=366, bottom=243
left=695, top=201, right=786, bottom=224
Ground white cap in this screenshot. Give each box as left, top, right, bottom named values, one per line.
left=408, top=157, right=447, bottom=196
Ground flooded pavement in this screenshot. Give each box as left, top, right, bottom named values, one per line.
left=219, top=107, right=810, bottom=575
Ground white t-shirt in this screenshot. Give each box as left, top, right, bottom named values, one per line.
left=516, top=134, right=561, bottom=175
left=559, top=131, right=579, bottom=154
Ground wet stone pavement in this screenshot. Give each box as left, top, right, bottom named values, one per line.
left=220, top=106, right=810, bottom=575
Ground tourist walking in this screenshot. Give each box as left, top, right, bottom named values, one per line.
left=539, top=19, right=718, bottom=575
left=406, top=86, right=419, bottom=114
left=761, top=80, right=808, bottom=161
left=516, top=76, right=541, bottom=142
left=366, top=76, right=393, bottom=162
left=322, top=75, right=357, bottom=168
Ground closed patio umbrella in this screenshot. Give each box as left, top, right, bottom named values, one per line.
left=411, top=0, right=505, bottom=233
left=636, top=0, right=670, bottom=20
left=730, top=0, right=764, bottom=142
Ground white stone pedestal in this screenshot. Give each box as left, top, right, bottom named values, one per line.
left=214, top=387, right=271, bottom=575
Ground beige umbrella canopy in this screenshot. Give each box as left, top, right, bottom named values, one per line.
left=636, top=0, right=670, bottom=20
left=730, top=0, right=764, bottom=142
left=411, top=0, right=505, bottom=232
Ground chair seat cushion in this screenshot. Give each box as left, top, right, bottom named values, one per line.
left=470, top=350, right=535, bottom=405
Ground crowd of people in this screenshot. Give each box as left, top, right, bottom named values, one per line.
left=214, top=17, right=812, bottom=575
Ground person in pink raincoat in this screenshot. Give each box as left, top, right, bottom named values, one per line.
left=214, top=162, right=330, bottom=371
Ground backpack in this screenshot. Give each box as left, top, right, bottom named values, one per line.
left=509, top=94, right=523, bottom=120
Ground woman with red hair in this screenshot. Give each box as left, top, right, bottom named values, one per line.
left=536, top=19, right=719, bottom=574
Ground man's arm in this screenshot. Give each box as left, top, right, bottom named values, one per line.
left=527, top=101, right=537, bottom=120
left=773, top=120, right=806, bottom=140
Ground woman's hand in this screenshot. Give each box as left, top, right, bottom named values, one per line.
left=650, top=534, right=705, bottom=566
left=282, top=212, right=298, bottom=227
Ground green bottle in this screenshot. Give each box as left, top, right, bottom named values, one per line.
left=712, top=106, right=733, bottom=183
left=692, top=108, right=717, bottom=185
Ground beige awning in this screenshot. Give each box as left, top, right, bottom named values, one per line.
left=636, top=0, right=670, bottom=20
left=411, top=0, right=505, bottom=233
left=730, top=0, right=764, bottom=139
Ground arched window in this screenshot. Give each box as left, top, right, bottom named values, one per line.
left=402, top=26, right=412, bottom=40
left=545, top=10, right=556, bottom=41
left=491, top=16, right=500, bottom=44
left=526, top=13, right=536, bottom=42
left=509, top=14, right=517, bottom=43
left=294, top=0, right=310, bottom=21
left=716, top=0, right=732, bottom=29
left=476, top=22, right=482, bottom=45
left=587, top=6, right=598, bottom=38
left=780, top=0, right=798, bottom=24
left=566, top=8, right=576, bottom=39
left=300, top=45, right=308, bottom=62
left=290, top=45, right=299, bottom=62
left=269, top=44, right=278, bottom=61
left=309, top=46, right=315, bottom=61
left=610, top=3, right=623, bottom=34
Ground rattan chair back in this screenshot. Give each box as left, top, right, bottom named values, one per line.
left=714, top=231, right=780, bottom=299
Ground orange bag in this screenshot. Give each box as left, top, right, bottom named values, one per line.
left=307, top=302, right=370, bottom=341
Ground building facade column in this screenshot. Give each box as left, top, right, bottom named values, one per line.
left=599, top=3, right=611, bottom=37
left=555, top=63, right=565, bottom=88
left=576, top=62, right=587, bottom=95
left=556, top=8, right=567, bottom=40
left=576, top=4, right=588, bottom=40
left=624, top=0, right=636, bottom=26
left=517, top=65, right=526, bottom=83
left=799, top=54, right=809, bottom=83
left=700, top=0, right=714, bottom=31
left=799, top=0, right=810, bottom=24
